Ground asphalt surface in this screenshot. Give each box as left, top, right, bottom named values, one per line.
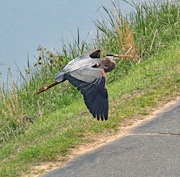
left=41, top=99, right=180, bottom=177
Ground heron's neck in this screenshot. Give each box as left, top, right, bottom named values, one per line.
left=101, top=57, right=116, bottom=72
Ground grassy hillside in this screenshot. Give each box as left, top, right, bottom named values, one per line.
left=0, top=0, right=179, bottom=176
left=1, top=41, right=179, bottom=177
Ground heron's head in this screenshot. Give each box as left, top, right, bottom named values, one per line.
left=102, top=53, right=133, bottom=72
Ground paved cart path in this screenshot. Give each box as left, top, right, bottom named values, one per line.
left=42, top=99, right=180, bottom=177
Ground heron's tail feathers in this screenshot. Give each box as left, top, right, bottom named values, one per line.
left=55, top=72, right=65, bottom=82
left=35, top=72, right=66, bottom=95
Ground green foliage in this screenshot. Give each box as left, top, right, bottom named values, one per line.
left=95, top=0, right=180, bottom=58
left=33, top=45, right=66, bottom=74
left=128, top=0, right=180, bottom=57
left=0, top=28, right=90, bottom=144
left=0, top=0, right=179, bottom=146
left=1, top=41, right=179, bottom=177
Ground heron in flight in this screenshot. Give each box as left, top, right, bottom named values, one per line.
left=35, top=50, right=132, bottom=121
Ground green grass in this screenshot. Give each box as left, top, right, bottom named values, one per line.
left=95, top=0, right=180, bottom=57
left=0, top=0, right=180, bottom=176
left=0, top=41, right=179, bottom=177
left=0, top=0, right=179, bottom=143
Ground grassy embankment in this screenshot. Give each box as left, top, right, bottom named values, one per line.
left=0, top=0, right=179, bottom=176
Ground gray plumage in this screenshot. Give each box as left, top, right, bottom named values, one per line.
left=55, top=50, right=103, bottom=83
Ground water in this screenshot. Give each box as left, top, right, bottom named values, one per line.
left=0, top=0, right=137, bottom=88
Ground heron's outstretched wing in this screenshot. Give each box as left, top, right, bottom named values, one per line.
left=62, top=50, right=100, bottom=71
left=69, top=64, right=103, bottom=83
left=67, top=75, right=108, bottom=121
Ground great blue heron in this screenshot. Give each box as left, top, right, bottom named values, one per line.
left=35, top=50, right=132, bottom=120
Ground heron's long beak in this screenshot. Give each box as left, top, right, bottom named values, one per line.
left=113, top=54, right=133, bottom=59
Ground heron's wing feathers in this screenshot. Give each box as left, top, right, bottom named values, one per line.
left=78, top=49, right=100, bottom=60
left=55, top=72, right=65, bottom=82
left=62, top=50, right=100, bottom=71
left=67, top=75, right=108, bottom=121
left=70, top=64, right=103, bottom=83
left=89, top=49, right=100, bottom=58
